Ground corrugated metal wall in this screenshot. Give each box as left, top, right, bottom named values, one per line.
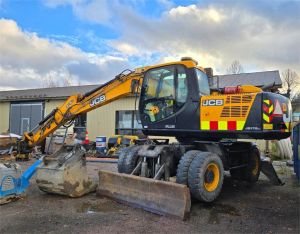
left=0, top=98, right=136, bottom=139
left=87, top=96, right=137, bottom=140
left=44, top=100, right=65, bottom=115
left=0, top=102, right=10, bottom=133
left=44, top=97, right=138, bottom=140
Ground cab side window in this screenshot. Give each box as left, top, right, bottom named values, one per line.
left=196, top=69, right=210, bottom=96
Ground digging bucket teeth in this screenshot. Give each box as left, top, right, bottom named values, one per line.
left=97, top=170, right=191, bottom=220
left=36, top=145, right=97, bottom=197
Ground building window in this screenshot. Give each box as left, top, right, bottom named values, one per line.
left=115, top=110, right=143, bottom=136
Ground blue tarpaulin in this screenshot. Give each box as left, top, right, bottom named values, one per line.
left=293, top=123, right=300, bottom=182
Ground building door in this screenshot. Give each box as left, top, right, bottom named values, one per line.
left=21, top=118, right=30, bottom=133
left=10, top=102, right=44, bottom=135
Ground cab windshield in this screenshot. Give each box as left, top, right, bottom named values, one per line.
left=141, top=65, right=188, bottom=122
left=143, top=66, right=175, bottom=100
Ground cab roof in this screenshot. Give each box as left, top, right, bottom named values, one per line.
left=135, top=58, right=206, bottom=73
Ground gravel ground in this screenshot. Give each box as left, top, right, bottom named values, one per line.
left=0, top=160, right=299, bottom=234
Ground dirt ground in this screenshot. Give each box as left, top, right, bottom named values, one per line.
left=1, top=160, right=299, bottom=234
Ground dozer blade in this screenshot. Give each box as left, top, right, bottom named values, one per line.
left=36, top=145, right=97, bottom=197
left=97, top=170, right=191, bottom=220
left=260, top=157, right=284, bottom=185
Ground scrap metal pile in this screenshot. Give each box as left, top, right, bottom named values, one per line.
left=0, top=133, right=21, bottom=161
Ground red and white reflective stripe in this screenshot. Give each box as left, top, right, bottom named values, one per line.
left=201, top=121, right=245, bottom=131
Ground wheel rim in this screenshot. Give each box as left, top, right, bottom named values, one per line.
left=204, top=163, right=220, bottom=192
left=252, top=155, right=259, bottom=176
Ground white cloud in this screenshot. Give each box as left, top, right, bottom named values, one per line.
left=0, top=19, right=130, bottom=89
left=109, top=41, right=139, bottom=55
left=108, top=2, right=300, bottom=74
left=2, top=1, right=300, bottom=91
left=42, top=1, right=300, bottom=76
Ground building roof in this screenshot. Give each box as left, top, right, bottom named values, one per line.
left=0, top=85, right=100, bottom=102
left=211, top=70, right=282, bottom=89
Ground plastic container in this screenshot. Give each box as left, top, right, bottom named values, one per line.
left=96, top=136, right=107, bottom=154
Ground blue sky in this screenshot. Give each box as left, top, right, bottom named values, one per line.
left=0, top=0, right=196, bottom=51
left=0, top=0, right=299, bottom=90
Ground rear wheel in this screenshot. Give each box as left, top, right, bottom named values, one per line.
left=229, top=146, right=260, bottom=183
left=244, top=146, right=261, bottom=183
left=176, top=150, right=200, bottom=185
left=188, top=152, right=224, bottom=202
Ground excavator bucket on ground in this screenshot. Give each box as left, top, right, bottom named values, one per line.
left=97, top=170, right=191, bottom=220
left=36, top=145, right=97, bottom=197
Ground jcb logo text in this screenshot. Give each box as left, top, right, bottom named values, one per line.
left=90, top=95, right=106, bottom=107
left=202, top=99, right=223, bottom=106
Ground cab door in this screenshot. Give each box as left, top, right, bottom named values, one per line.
left=139, top=65, right=177, bottom=130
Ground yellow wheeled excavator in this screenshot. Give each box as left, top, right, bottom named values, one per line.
left=14, top=57, right=291, bottom=218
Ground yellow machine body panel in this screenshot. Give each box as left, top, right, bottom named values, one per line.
left=200, top=93, right=257, bottom=131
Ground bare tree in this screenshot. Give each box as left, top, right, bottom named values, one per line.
left=281, top=69, right=299, bottom=99
left=227, top=60, right=244, bottom=74
left=43, top=75, right=59, bottom=88
left=62, top=72, right=73, bottom=87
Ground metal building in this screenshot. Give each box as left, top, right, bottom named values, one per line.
left=0, top=85, right=140, bottom=140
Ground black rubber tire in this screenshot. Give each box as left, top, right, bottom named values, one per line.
left=188, top=152, right=224, bottom=202
left=117, top=147, right=130, bottom=173
left=123, top=146, right=141, bottom=174
left=243, top=146, right=261, bottom=183
left=176, top=150, right=201, bottom=185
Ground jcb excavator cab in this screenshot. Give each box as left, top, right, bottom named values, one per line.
left=139, top=58, right=292, bottom=141
left=139, top=59, right=213, bottom=139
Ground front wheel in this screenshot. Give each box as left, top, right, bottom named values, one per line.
left=188, top=152, right=224, bottom=202
left=117, top=146, right=141, bottom=174
left=117, top=147, right=130, bottom=173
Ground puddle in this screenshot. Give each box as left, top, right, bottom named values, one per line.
left=76, top=201, right=122, bottom=214
left=202, top=203, right=241, bottom=224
